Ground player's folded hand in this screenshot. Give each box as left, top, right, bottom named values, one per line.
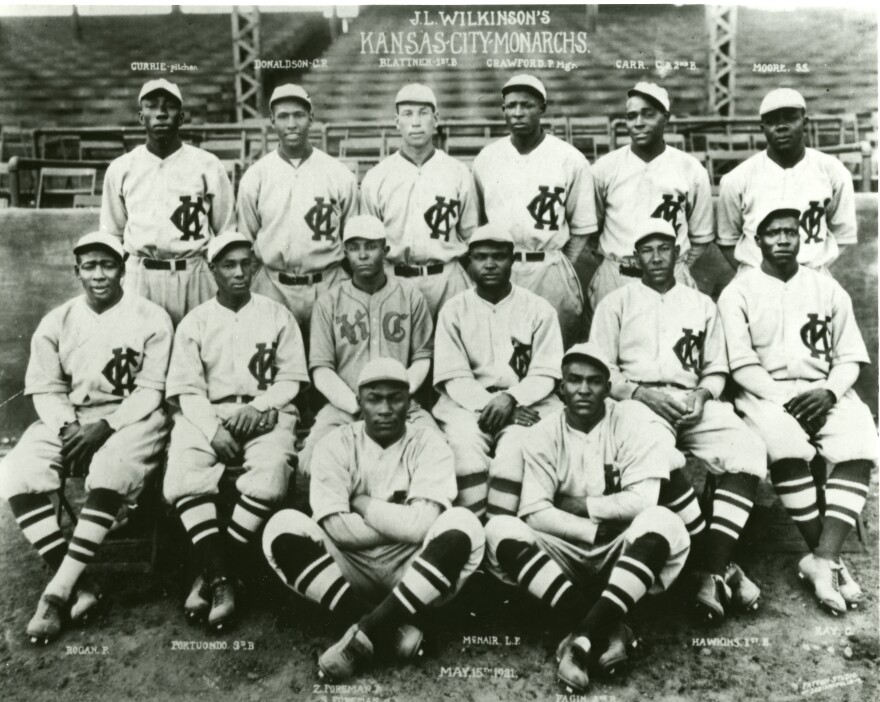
left=350, top=494, right=373, bottom=516
left=785, top=389, right=836, bottom=434
left=211, top=426, right=242, bottom=464
left=60, top=420, right=114, bottom=475
left=511, top=406, right=541, bottom=427
left=224, top=405, right=263, bottom=441
left=554, top=493, right=590, bottom=517
left=250, top=409, right=279, bottom=437
left=634, top=387, right=687, bottom=425
left=677, top=389, right=711, bottom=428
left=479, top=392, right=517, bottom=434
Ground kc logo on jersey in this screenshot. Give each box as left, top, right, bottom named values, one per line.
left=603, top=463, right=621, bottom=495
left=800, top=199, right=830, bottom=244
left=800, top=313, right=832, bottom=363
left=305, top=197, right=338, bottom=242
left=248, top=342, right=278, bottom=390
left=423, top=196, right=461, bottom=242
left=170, top=195, right=208, bottom=241
left=337, top=310, right=368, bottom=344
left=672, top=328, right=705, bottom=373
left=527, top=186, right=565, bottom=231
left=509, top=339, right=532, bottom=379
left=382, top=312, right=409, bottom=342
left=651, top=194, right=686, bottom=234
left=102, top=347, right=140, bottom=396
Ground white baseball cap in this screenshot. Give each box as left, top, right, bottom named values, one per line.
left=755, top=204, right=802, bottom=234
left=269, top=84, right=312, bottom=110
left=562, top=342, right=612, bottom=378
left=74, top=231, right=126, bottom=261
left=627, top=81, right=671, bottom=113
left=138, top=78, right=182, bottom=105
left=759, top=88, right=806, bottom=117
left=395, top=83, right=437, bottom=109
left=633, top=218, right=677, bottom=248
left=502, top=74, right=547, bottom=101
left=357, top=357, right=409, bottom=389
left=207, top=230, right=252, bottom=263
left=343, top=215, right=386, bottom=242
left=468, top=223, right=514, bottom=248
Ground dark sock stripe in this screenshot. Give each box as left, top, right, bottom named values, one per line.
left=34, top=532, right=65, bottom=551
left=464, top=498, right=488, bottom=514
left=18, top=505, right=56, bottom=529
left=711, top=516, right=745, bottom=534
left=186, top=520, right=220, bottom=539
left=603, top=583, right=635, bottom=611
left=397, top=582, right=421, bottom=612
left=176, top=495, right=217, bottom=515
left=487, top=504, right=517, bottom=517
left=825, top=482, right=870, bottom=498
left=824, top=506, right=861, bottom=523
left=227, top=521, right=251, bottom=540
left=80, top=512, right=115, bottom=529
left=616, top=558, right=654, bottom=589
left=320, top=577, right=347, bottom=610
left=519, top=553, right=551, bottom=588
left=491, top=478, right=522, bottom=495
left=788, top=505, right=821, bottom=519
left=296, top=554, right=334, bottom=594
left=458, top=473, right=488, bottom=489
left=542, top=574, right=568, bottom=607
left=412, top=559, right=450, bottom=595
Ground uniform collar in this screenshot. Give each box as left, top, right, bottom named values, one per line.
left=398, top=147, right=436, bottom=168
left=276, top=143, right=314, bottom=169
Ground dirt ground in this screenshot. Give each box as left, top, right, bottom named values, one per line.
left=0, top=449, right=877, bottom=702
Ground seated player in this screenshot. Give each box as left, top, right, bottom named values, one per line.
left=300, top=214, right=438, bottom=477
left=432, top=223, right=564, bottom=521
left=262, top=358, right=485, bottom=681
left=718, top=205, right=876, bottom=616
left=163, top=231, right=309, bottom=631
left=590, top=217, right=767, bottom=623
left=485, top=343, right=690, bottom=693
left=0, top=231, right=172, bottom=645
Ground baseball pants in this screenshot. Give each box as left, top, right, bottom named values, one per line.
left=511, top=251, right=585, bottom=347
left=389, top=260, right=473, bottom=322
left=125, top=254, right=216, bottom=327
left=252, top=262, right=349, bottom=330
left=587, top=255, right=696, bottom=312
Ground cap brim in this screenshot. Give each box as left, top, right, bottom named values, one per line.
left=358, top=376, right=409, bottom=389
left=561, top=352, right=610, bottom=377
left=210, top=240, right=252, bottom=263
left=627, top=89, right=668, bottom=112
left=270, top=95, right=312, bottom=109
left=74, top=242, right=125, bottom=260
left=502, top=84, right=545, bottom=100
left=140, top=88, right=181, bottom=104
left=634, top=232, right=676, bottom=247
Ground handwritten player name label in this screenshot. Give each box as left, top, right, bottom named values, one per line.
left=130, top=62, right=198, bottom=73
left=800, top=673, right=861, bottom=696
left=256, top=59, right=328, bottom=70
left=691, top=636, right=771, bottom=647
left=461, top=635, right=522, bottom=646
left=752, top=63, right=811, bottom=73
left=169, top=640, right=255, bottom=651
left=439, top=666, right=519, bottom=679
left=616, top=59, right=698, bottom=71
left=65, top=645, right=108, bottom=655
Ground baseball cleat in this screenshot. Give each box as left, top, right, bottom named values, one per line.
left=597, top=622, right=636, bottom=676
left=392, top=623, right=424, bottom=660
left=184, top=574, right=210, bottom=624
left=725, top=562, right=761, bottom=612
left=70, top=578, right=102, bottom=626
left=694, top=572, right=730, bottom=624
left=798, top=554, right=846, bottom=616
left=556, top=635, right=591, bottom=693
left=27, top=594, right=66, bottom=645
left=318, top=625, right=374, bottom=682
left=207, top=577, right=236, bottom=632
left=836, top=560, right=863, bottom=609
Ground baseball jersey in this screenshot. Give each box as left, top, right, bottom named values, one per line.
left=472, top=134, right=598, bottom=250
left=166, top=293, right=309, bottom=402
left=236, top=148, right=358, bottom=275
left=310, top=422, right=457, bottom=524
left=717, top=266, right=869, bottom=381
left=592, top=145, right=714, bottom=258
left=309, top=278, right=433, bottom=391
left=25, top=293, right=173, bottom=406
left=101, top=144, right=234, bottom=259
left=591, top=282, right=728, bottom=399
left=518, top=401, right=684, bottom=519
left=433, top=285, right=563, bottom=391
left=360, top=150, right=478, bottom=265
left=717, top=148, right=857, bottom=268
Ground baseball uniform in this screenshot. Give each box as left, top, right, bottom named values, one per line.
left=300, top=277, right=439, bottom=476
left=100, top=144, right=235, bottom=326
left=716, top=149, right=857, bottom=271
left=589, top=145, right=714, bottom=308
left=236, top=147, right=359, bottom=328
left=432, top=285, right=564, bottom=520
left=472, top=133, right=597, bottom=344
left=360, top=149, right=477, bottom=319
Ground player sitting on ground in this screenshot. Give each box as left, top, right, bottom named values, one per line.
left=432, top=223, right=564, bottom=522
left=591, top=217, right=767, bottom=624
left=299, top=214, right=439, bottom=478
left=163, top=231, right=309, bottom=631
left=718, top=206, right=876, bottom=616
left=0, top=231, right=173, bottom=645
left=484, top=343, right=690, bottom=693
left=262, top=358, right=485, bottom=682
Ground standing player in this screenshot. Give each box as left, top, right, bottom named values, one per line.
left=101, top=79, right=235, bottom=326
left=163, top=231, right=308, bottom=631
left=0, top=231, right=172, bottom=644
left=589, top=82, right=714, bottom=309
left=718, top=206, right=875, bottom=615
left=485, top=343, right=689, bottom=693
left=237, top=84, right=358, bottom=330
left=360, top=83, right=477, bottom=320
left=300, top=215, right=437, bottom=476
left=262, top=358, right=485, bottom=681
left=472, top=74, right=597, bottom=346
left=716, top=88, right=857, bottom=274
left=432, top=224, right=563, bottom=522
left=591, top=218, right=767, bottom=623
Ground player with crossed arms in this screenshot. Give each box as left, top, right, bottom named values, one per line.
left=101, top=79, right=235, bottom=326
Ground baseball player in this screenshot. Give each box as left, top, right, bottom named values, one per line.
left=484, top=343, right=689, bottom=693
left=300, top=215, right=438, bottom=477
left=262, top=358, right=485, bottom=681
left=472, top=74, right=597, bottom=347
left=360, top=83, right=477, bottom=320
left=163, top=230, right=309, bottom=631
left=0, top=231, right=172, bottom=645
left=716, top=88, right=857, bottom=274
left=101, top=79, right=235, bottom=326
left=432, top=223, right=564, bottom=522
left=237, top=84, right=359, bottom=330
left=718, top=205, right=876, bottom=616
left=589, top=82, right=714, bottom=310
left=590, top=217, right=767, bottom=624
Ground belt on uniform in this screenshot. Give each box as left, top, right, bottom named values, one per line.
left=394, top=263, right=444, bottom=277
left=513, top=251, right=546, bottom=262
left=214, top=395, right=256, bottom=404
left=636, top=381, right=690, bottom=391
left=279, top=271, right=322, bottom=286
left=143, top=258, right=189, bottom=271
left=486, top=386, right=509, bottom=393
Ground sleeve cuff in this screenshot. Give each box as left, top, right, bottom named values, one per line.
left=728, top=357, right=761, bottom=372
left=135, top=378, right=166, bottom=392
left=433, top=369, right=476, bottom=386
left=570, top=224, right=599, bottom=236
left=517, top=500, right=552, bottom=519
left=689, top=231, right=715, bottom=245
left=312, top=505, right=350, bottom=525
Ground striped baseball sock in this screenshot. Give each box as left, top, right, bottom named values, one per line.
left=359, top=529, right=471, bottom=648
left=704, top=473, right=758, bottom=575
left=177, top=496, right=229, bottom=580
left=44, top=488, right=122, bottom=600
left=770, top=458, right=822, bottom=550
left=815, top=460, right=872, bottom=562
left=227, top=493, right=275, bottom=572
left=659, top=470, right=707, bottom=562
left=578, top=532, right=670, bottom=642
left=8, top=493, right=67, bottom=572
left=455, top=473, right=488, bottom=522
left=487, top=477, right=522, bottom=518
left=269, top=533, right=366, bottom=622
